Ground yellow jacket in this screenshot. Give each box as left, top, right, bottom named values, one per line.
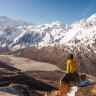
left=66, top=59, right=77, bottom=74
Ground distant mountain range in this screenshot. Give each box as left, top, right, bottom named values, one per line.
left=0, top=14, right=95, bottom=53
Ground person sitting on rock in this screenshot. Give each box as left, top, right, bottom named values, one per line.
left=60, top=54, right=79, bottom=84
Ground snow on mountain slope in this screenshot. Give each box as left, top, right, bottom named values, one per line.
left=0, top=16, right=34, bottom=27
left=0, top=16, right=35, bottom=48
left=9, top=21, right=69, bottom=50
left=0, top=14, right=96, bottom=52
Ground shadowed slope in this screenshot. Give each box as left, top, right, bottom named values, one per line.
left=0, top=61, right=57, bottom=96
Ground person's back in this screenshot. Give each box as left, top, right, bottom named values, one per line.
left=66, top=54, right=77, bottom=74
left=66, top=59, right=77, bottom=74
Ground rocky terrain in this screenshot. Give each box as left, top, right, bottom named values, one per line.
left=0, top=55, right=58, bottom=96
left=0, top=55, right=95, bottom=96
left=7, top=45, right=96, bottom=77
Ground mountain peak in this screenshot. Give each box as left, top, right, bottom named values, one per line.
left=51, top=21, right=63, bottom=25
left=90, top=14, right=96, bottom=18
left=51, top=21, right=66, bottom=27
left=88, top=14, right=96, bottom=20
left=0, top=16, right=10, bottom=19
left=0, top=16, right=35, bottom=27
left=0, top=16, right=12, bottom=22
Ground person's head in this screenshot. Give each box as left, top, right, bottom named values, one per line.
left=68, top=54, right=74, bottom=60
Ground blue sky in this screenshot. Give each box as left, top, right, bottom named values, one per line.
left=0, top=0, right=96, bottom=25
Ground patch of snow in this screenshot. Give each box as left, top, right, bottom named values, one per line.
left=67, top=80, right=96, bottom=96
left=0, top=85, right=27, bottom=96
left=66, top=86, right=78, bottom=96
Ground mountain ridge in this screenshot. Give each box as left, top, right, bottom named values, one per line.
left=0, top=14, right=95, bottom=54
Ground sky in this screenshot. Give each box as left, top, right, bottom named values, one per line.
left=0, top=0, right=96, bottom=25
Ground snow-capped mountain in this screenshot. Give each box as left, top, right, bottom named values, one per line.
left=0, top=16, right=34, bottom=27
left=0, top=16, right=35, bottom=48
left=0, top=14, right=96, bottom=52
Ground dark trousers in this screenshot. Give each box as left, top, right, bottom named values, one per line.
left=61, top=71, right=79, bottom=84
